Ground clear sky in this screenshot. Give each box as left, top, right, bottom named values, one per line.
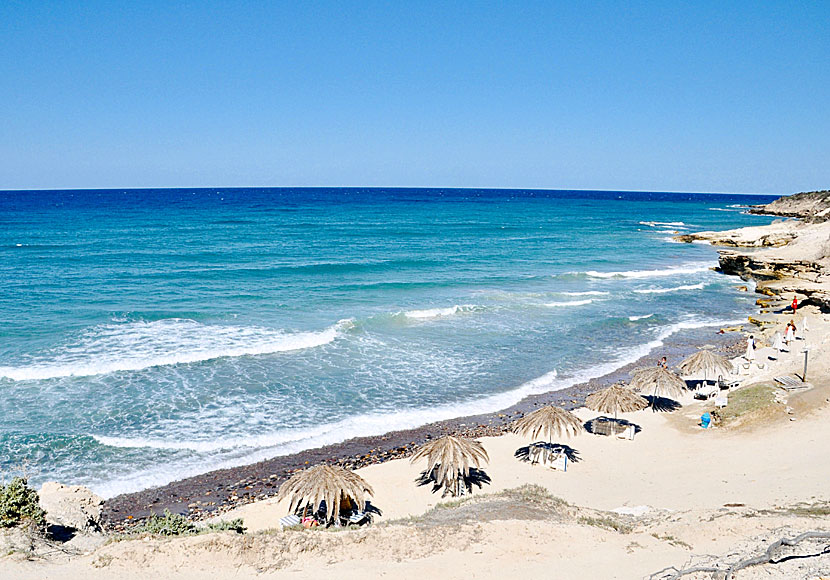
left=1, top=1, right=828, bottom=193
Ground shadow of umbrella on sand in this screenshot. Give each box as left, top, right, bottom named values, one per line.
left=277, top=464, right=374, bottom=526
left=629, top=366, right=686, bottom=409
left=410, top=435, right=490, bottom=498
left=585, top=384, right=648, bottom=423
left=677, top=349, right=733, bottom=386
left=513, top=405, right=583, bottom=465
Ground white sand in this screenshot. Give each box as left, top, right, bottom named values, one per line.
left=3, top=309, right=830, bottom=579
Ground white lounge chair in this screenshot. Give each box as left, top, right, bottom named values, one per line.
left=279, top=514, right=301, bottom=528
left=616, top=424, right=636, bottom=441
left=695, top=384, right=717, bottom=399
left=547, top=453, right=568, bottom=471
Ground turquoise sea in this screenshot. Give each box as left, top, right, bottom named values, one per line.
left=0, top=188, right=777, bottom=496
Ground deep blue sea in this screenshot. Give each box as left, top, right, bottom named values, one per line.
left=0, top=188, right=777, bottom=496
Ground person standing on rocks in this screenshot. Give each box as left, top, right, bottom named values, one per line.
left=745, top=335, right=756, bottom=362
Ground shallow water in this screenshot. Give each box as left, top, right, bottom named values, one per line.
left=0, top=188, right=775, bottom=496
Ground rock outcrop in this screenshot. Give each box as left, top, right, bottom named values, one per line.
left=675, top=193, right=830, bottom=313
left=39, top=482, right=104, bottom=533
left=748, top=189, right=830, bottom=222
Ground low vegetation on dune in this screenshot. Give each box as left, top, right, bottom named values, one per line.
left=130, top=509, right=246, bottom=537
left=711, top=384, right=780, bottom=428
left=0, top=478, right=46, bottom=530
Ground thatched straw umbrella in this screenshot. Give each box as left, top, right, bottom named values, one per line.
left=585, top=384, right=647, bottom=421
left=677, top=349, right=733, bottom=385
left=276, top=464, right=373, bottom=524
left=513, top=405, right=583, bottom=443
left=410, top=435, right=489, bottom=497
left=629, top=366, right=686, bottom=401
left=513, top=405, right=583, bottom=465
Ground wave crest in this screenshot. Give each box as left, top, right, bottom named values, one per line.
left=0, top=318, right=350, bottom=381
left=633, top=283, right=706, bottom=294
left=544, top=299, right=593, bottom=307
left=584, top=262, right=714, bottom=279
left=402, top=305, right=481, bottom=320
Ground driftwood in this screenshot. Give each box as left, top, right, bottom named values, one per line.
left=649, top=531, right=830, bottom=579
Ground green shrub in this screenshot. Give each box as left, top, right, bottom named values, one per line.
left=137, top=509, right=197, bottom=536
left=204, top=518, right=246, bottom=534
left=135, top=510, right=246, bottom=536
left=0, top=477, right=46, bottom=529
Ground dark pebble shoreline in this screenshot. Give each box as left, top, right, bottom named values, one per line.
left=101, top=325, right=746, bottom=531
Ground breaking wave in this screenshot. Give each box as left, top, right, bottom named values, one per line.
left=584, top=262, right=714, bottom=279
left=402, top=305, right=481, bottom=319
left=0, top=318, right=351, bottom=381
left=633, top=283, right=707, bottom=294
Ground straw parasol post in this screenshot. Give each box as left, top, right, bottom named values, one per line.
left=513, top=405, right=583, bottom=465
left=276, top=464, right=373, bottom=524
left=677, top=349, right=734, bottom=386
left=410, top=435, right=489, bottom=497
left=629, top=366, right=686, bottom=403
left=513, top=405, right=583, bottom=443
left=585, top=384, right=648, bottom=422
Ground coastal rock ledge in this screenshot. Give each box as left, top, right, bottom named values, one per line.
left=38, top=482, right=104, bottom=533
left=675, top=190, right=830, bottom=312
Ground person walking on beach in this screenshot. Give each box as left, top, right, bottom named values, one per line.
left=784, top=320, right=796, bottom=345
left=791, top=296, right=798, bottom=313
left=745, top=335, right=756, bottom=362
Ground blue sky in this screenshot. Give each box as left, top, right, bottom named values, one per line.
left=1, top=1, right=828, bottom=193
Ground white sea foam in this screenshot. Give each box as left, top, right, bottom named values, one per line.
left=0, top=318, right=351, bottom=381
left=87, top=314, right=746, bottom=497
left=584, top=262, right=714, bottom=279
left=633, top=283, right=706, bottom=295
left=708, top=207, right=741, bottom=212
left=628, top=314, right=654, bottom=321
left=403, top=305, right=479, bottom=319
left=639, top=221, right=687, bottom=228
left=559, top=291, right=610, bottom=296
left=544, top=299, right=593, bottom=307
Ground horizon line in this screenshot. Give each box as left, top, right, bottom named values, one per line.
left=0, top=185, right=786, bottom=196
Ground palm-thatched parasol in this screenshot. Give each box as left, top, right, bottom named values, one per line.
left=276, top=464, right=373, bottom=524
left=629, top=366, right=686, bottom=401
left=585, top=384, right=648, bottom=421
left=677, top=349, right=733, bottom=384
left=513, top=405, right=583, bottom=443
left=410, top=435, right=489, bottom=497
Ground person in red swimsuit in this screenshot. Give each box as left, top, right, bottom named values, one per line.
left=791, top=297, right=798, bottom=312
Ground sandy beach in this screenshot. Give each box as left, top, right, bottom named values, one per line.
left=3, top=193, right=830, bottom=579
left=3, top=306, right=829, bottom=579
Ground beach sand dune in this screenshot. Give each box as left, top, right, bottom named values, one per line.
left=4, top=309, right=830, bottom=579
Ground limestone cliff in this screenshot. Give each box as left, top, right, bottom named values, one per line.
left=675, top=193, right=830, bottom=312
left=748, top=189, right=830, bottom=222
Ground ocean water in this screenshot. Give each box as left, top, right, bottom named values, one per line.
left=0, top=188, right=777, bottom=497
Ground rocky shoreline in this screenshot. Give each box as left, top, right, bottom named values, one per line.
left=101, top=190, right=830, bottom=531
left=101, top=328, right=745, bottom=531
left=675, top=190, right=830, bottom=313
